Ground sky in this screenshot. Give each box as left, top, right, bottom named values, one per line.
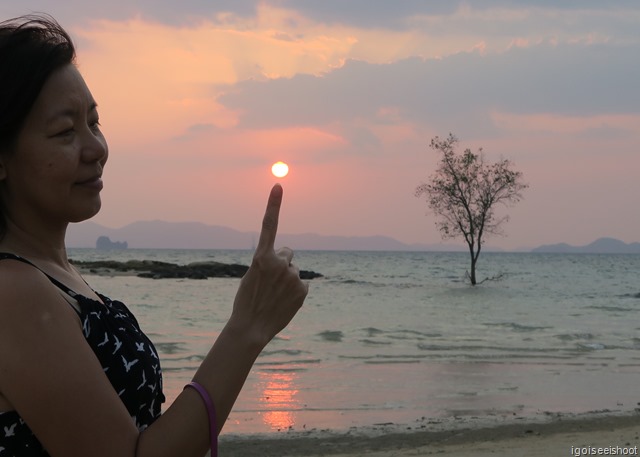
left=2, top=1, right=639, bottom=250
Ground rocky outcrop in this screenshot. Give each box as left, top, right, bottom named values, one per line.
left=70, top=259, right=323, bottom=280
left=96, top=236, right=128, bottom=250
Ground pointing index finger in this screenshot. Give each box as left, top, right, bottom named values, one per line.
left=256, top=184, right=283, bottom=254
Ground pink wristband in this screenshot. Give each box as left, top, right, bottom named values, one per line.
left=184, top=381, right=218, bottom=457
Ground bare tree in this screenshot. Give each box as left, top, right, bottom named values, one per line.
left=415, top=134, right=528, bottom=285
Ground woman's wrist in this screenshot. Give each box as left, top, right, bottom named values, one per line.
left=221, top=315, right=270, bottom=356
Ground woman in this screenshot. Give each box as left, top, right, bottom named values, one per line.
left=0, top=15, right=308, bottom=456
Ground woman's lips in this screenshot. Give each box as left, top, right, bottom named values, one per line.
left=76, top=176, right=104, bottom=191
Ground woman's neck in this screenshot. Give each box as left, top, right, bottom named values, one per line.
left=0, top=219, right=69, bottom=266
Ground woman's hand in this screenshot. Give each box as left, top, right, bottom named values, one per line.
left=229, top=184, right=308, bottom=348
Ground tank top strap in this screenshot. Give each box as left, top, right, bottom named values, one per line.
left=0, top=252, right=80, bottom=298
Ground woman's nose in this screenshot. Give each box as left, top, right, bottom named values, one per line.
left=81, top=128, right=108, bottom=164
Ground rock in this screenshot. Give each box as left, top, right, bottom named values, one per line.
left=135, top=261, right=249, bottom=279
left=300, top=270, right=323, bottom=279
left=69, top=259, right=323, bottom=280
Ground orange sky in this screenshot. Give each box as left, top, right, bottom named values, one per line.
left=2, top=1, right=639, bottom=249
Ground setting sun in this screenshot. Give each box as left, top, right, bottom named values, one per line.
left=271, top=161, right=289, bottom=178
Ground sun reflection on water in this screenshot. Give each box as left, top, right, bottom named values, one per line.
left=258, top=371, right=300, bottom=431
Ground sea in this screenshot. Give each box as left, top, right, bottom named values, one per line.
left=68, top=248, right=640, bottom=436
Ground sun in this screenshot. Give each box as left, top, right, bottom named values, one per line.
left=271, top=161, right=289, bottom=178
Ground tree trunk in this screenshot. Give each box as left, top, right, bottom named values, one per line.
left=469, top=256, right=477, bottom=285
left=467, top=244, right=477, bottom=285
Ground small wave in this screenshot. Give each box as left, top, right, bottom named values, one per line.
left=577, top=342, right=606, bottom=351
left=618, top=292, right=640, bottom=299
left=388, top=329, right=442, bottom=340
left=361, top=327, right=384, bottom=337
left=417, top=343, right=562, bottom=354
left=555, top=333, right=596, bottom=342
left=456, top=391, right=478, bottom=397
left=259, top=367, right=309, bottom=373
left=484, top=322, right=553, bottom=332
left=154, top=342, right=186, bottom=354
left=364, top=359, right=421, bottom=364
left=418, top=352, right=575, bottom=361
left=360, top=339, right=392, bottom=346
left=358, top=328, right=442, bottom=340
left=338, top=354, right=428, bottom=363
left=363, top=354, right=427, bottom=364
left=317, top=330, right=344, bottom=342
left=587, top=305, right=634, bottom=313
left=397, top=329, right=441, bottom=337
left=339, top=279, right=364, bottom=284
left=261, top=349, right=309, bottom=357
left=255, top=359, right=322, bottom=366
left=166, top=354, right=206, bottom=363
left=338, top=355, right=376, bottom=360
left=159, top=365, right=199, bottom=372
left=327, top=278, right=380, bottom=287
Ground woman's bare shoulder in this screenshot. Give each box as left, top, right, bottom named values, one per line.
left=0, top=257, right=79, bottom=346
left=0, top=257, right=83, bottom=362
left=0, top=257, right=61, bottom=308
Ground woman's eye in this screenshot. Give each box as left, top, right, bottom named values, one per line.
left=90, top=121, right=101, bottom=132
left=56, top=128, right=74, bottom=137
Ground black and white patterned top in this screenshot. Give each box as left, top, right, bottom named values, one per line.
left=0, top=253, right=165, bottom=456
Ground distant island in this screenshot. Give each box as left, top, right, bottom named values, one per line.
left=66, top=220, right=640, bottom=253
left=531, top=237, right=640, bottom=254
left=96, top=235, right=128, bottom=250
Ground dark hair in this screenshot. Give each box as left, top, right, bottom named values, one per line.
left=0, top=14, right=76, bottom=150
left=0, top=14, right=76, bottom=238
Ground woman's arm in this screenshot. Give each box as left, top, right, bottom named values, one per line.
left=139, top=185, right=308, bottom=456
left=0, top=262, right=143, bottom=456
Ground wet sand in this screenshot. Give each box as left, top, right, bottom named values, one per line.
left=220, top=412, right=640, bottom=456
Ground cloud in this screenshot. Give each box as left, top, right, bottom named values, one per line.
left=5, top=0, right=638, bottom=30
left=0, top=0, right=257, bottom=26
left=275, top=0, right=456, bottom=28
left=218, top=41, right=640, bottom=139
left=72, top=11, right=360, bottom=145
left=491, top=112, right=640, bottom=137
left=272, top=1, right=640, bottom=29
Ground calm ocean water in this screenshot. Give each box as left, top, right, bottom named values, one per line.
left=68, top=248, right=640, bottom=435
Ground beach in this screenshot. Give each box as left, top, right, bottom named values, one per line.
left=220, top=412, right=640, bottom=456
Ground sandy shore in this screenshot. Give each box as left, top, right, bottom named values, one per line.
left=219, top=412, right=640, bottom=456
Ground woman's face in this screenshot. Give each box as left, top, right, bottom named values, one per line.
left=0, top=64, right=108, bottom=229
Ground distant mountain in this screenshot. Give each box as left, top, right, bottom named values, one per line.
left=66, top=222, right=640, bottom=253
left=531, top=237, right=640, bottom=254
left=65, top=220, right=467, bottom=251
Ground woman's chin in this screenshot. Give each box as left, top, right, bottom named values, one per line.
left=69, top=200, right=102, bottom=223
